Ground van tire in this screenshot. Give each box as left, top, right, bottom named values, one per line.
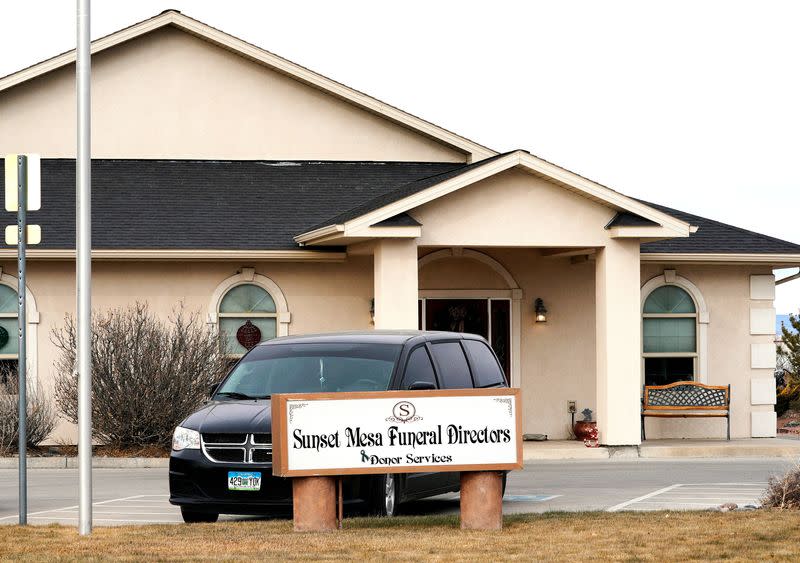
left=368, top=474, right=399, bottom=517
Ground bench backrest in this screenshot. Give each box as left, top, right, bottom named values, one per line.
left=643, top=381, right=730, bottom=410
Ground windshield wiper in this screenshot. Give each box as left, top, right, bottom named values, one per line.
left=215, top=391, right=260, bottom=400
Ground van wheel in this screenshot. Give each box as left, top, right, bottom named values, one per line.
left=181, top=507, right=219, bottom=523
left=369, top=474, right=399, bottom=517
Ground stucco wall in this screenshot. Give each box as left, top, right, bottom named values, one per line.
left=11, top=258, right=374, bottom=442
left=640, top=263, right=774, bottom=439
left=0, top=26, right=465, bottom=162
left=419, top=254, right=771, bottom=440
left=420, top=250, right=598, bottom=439
left=412, top=169, right=619, bottom=248
left=494, top=250, right=598, bottom=439
left=7, top=255, right=771, bottom=443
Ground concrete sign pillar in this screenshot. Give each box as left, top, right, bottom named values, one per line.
left=460, top=471, right=503, bottom=530
left=373, top=239, right=418, bottom=329
left=292, top=476, right=337, bottom=532
left=595, top=239, right=642, bottom=446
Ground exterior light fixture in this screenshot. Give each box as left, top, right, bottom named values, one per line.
left=369, top=298, right=375, bottom=324
left=534, top=298, right=547, bottom=323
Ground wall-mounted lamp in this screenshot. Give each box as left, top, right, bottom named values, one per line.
left=369, top=298, right=375, bottom=324
left=534, top=298, right=547, bottom=323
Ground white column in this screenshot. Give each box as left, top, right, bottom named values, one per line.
left=373, top=239, right=418, bottom=329
left=595, top=239, right=641, bottom=445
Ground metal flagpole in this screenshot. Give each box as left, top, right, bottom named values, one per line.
left=17, top=154, right=27, bottom=526
left=76, top=0, right=92, bottom=536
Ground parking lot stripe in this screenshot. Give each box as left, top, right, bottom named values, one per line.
left=56, top=511, right=179, bottom=516
left=0, top=494, right=151, bottom=521
left=606, top=483, right=763, bottom=512
left=606, top=484, right=682, bottom=512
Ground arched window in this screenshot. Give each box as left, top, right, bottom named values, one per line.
left=218, top=283, right=278, bottom=357
left=0, top=284, right=18, bottom=386
left=642, top=285, right=698, bottom=386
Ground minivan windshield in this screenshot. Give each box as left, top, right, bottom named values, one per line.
left=215, top=342, right=402, bottom=399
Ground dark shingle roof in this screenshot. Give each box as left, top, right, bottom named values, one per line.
left=13, top=159, right=461, bottom=250
left=605, top=212, right=660, bottom=228
left=373, top=213, right=421, bottom=227
left=303, top=151, right=513, bottom=231
left=639, top=200, right=800, bottom=254
left=8, top=159, right=800, bottom=256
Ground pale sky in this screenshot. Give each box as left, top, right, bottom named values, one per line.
left=1, top=1, right=798, bottom=312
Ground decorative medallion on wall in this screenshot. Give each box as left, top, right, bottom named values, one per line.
left=236, top=320, right=262, bottom=350
left=0, top=326, right=8, bottom=349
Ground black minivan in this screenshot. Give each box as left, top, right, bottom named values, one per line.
left=169, top=330, right=508, bottom=523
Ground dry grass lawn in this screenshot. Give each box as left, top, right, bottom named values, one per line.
left=1, top=511, right=800, bottom=561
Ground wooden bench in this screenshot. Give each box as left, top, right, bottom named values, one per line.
left=641, top=381, right=730, bottom=441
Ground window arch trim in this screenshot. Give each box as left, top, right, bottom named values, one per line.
left=641, top=271, right=708, bottom=383
left=208, top=268, right=291, bottom=337
left=0, top=270, right=39, bottom=385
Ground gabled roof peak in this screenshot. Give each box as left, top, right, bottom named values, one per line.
left=0, top=10, right=495, bottom=161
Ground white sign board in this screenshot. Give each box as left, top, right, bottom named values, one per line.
left=4, top=154, right=41, bottom=212
left=271, top=389, right=522, bottom=477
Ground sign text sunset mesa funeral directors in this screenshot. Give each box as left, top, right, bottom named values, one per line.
left=293, top=424, right=512, bottom=465
left=271, top=389, right=522, bottom=477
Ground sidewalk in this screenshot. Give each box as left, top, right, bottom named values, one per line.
left=523, top=438, right=800, bottom=461
left=0, top=457, right=168, bottom=469
left=2, top=438, right=798, bottom=468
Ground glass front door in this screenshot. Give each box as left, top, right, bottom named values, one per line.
left=419, top=298, right=511, bottom=383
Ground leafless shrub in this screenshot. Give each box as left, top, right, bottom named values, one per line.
left=0, top=364, right=57, bottom=453
left=761, top=464, right=800, bottom=509
left=52, top=302, right=229, bottom=448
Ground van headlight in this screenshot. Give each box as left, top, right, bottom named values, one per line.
left=172, top=426, right=201, bottom=451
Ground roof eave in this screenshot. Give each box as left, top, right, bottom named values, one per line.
left=296, top=150, right=693, bottom=241
left=640, top=252, right=800, bottom=265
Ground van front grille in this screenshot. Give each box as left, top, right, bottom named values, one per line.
left=202, top=433, right=247, bottom=444
left=205, top=448, right=245, bottom=463
left=251, top=449, right=272, bottom=463
left=252, top=433, right=272, bottom=445
left=200, top=433, right=272, bottom=465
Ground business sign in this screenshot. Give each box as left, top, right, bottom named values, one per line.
left=271, top=388, right=522, bottom=477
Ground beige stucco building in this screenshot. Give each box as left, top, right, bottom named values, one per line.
left=1, top=11, right=798, bottom=445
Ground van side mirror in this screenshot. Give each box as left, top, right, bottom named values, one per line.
left=408, top=381, right=436, bottom=391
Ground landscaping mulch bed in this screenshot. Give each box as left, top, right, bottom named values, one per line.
left=777, top=410, right=800, bottom=436
left=2, top=511, right=800, bottom=561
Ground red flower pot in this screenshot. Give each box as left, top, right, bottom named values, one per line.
left=574, top=421, right=597, bottom=441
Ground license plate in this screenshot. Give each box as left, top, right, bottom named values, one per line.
left=228, top=471, right=261, bottom=491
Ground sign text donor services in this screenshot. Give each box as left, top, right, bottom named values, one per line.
left=271, top=388, right=522, bottom=477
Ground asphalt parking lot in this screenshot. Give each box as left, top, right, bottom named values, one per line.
left=0, top=458, right=793, bottom=526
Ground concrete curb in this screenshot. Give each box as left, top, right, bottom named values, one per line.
left=0, top=457, right=169, bottom=469
left=523, top=439, right=800, bottom=461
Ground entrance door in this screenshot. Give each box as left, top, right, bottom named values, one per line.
left=419, top=298, right=511, bottom=383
